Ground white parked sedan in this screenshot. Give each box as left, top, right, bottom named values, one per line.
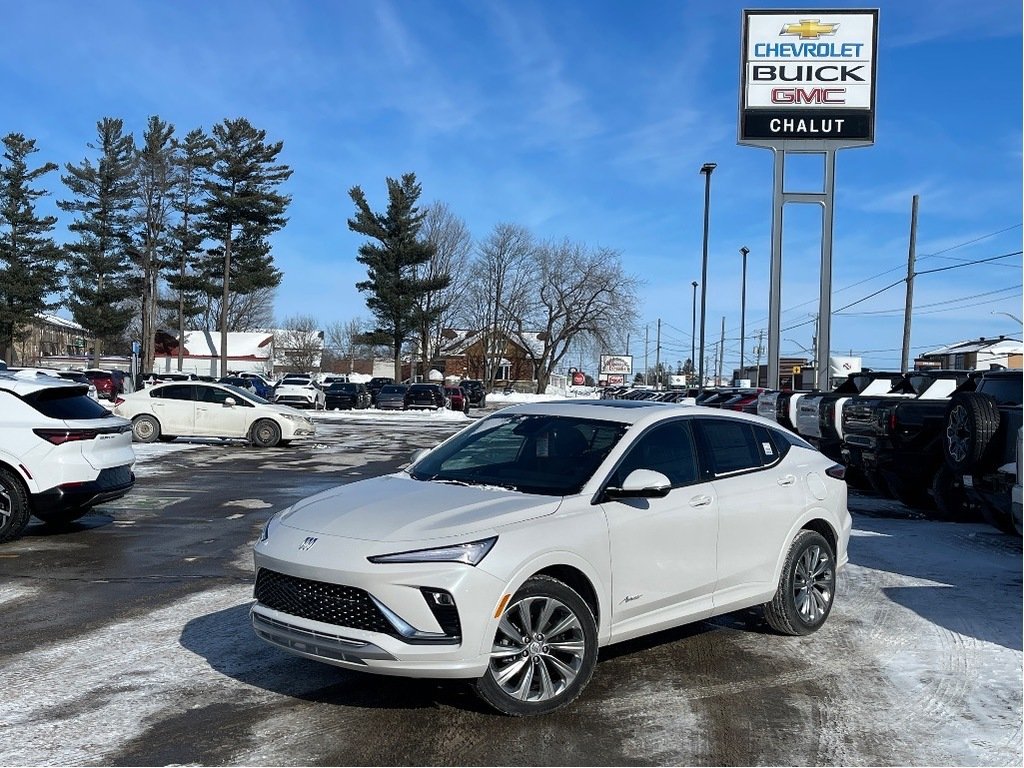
left=115, top=382, right=315, bottom=447
left=252, top=400, right=851, bottom=715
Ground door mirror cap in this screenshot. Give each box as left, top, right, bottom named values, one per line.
left=223, top=396, right=236, bottom=407
left=606, top=469, right=672, bottom=499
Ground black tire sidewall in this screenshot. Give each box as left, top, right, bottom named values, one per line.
left=765, top=530, right=836, bottom=636
left=251, top=419, right=281, bottom=448
left=944, top=392, right=1000, bottom=473
left=0, top=468, right=31, bottom=543
left=132, top=415, right=161, bottom=443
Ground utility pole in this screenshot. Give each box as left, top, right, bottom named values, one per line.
left=756, top=329, right=765, bottom=388
left=739, top=246, right=749, bottom=382
left=718, top=316, right=725, bottom=385
left=644, top=324, right=649, bottom=386
left=625, top=332, right=630, bottom=356
left=901, top=194, right=919, bottom=373
left=655, top=319, right=662, bottom=388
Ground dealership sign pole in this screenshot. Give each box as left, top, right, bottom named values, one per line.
left=739, top=9, right=878, bottom=390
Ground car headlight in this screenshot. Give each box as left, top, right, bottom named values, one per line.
left=367, top=537, right=497, bottom=566
left=258, top=512, right=282, bottom=543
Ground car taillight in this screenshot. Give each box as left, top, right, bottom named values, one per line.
left=33, top=428, right=99, bottom=445
left=114, top=396, right=126, bottom=406
left=825, top=464, right=846, bottom=480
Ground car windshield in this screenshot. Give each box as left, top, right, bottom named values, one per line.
left=329, top=383, right=356, bottom=392
left=409, top=413, right=629, bottom=496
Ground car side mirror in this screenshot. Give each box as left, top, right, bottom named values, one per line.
left=223, top=396, right=236, bottom=407
left=409, top=448, right=430, bottom=464
left=605, top=469, right=672, bottom=499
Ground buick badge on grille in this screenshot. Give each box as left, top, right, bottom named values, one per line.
left=298, top=537, right=318, bottom=552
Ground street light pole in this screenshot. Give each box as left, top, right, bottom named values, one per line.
left=992, top=310, right=1023, bottom=324
left=739, top=246, right=749, bottom=383
left=690, top=280, right=698, bottom=381
left=698, top=162, right=716, bottom=388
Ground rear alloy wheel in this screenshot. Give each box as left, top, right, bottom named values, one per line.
left=763, top=530, right=836, bottom=636
left=474, top=575, right=597, bottom=716
left=0, top=468, right=31, bottom=544
left=250, top=419, right=281, bottom=448
left=131, top=415, right=161, bottom=443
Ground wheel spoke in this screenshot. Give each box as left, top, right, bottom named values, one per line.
left=545, top=612, right=581, bottom=639
left=535, top=657, right=557, bottom=700
left=511, top=659, right=535, bottom=700
left=516, top=598, right=536, bottom=636
left=494, top=656, right=529, bottom=687
left=496, top=615, right=524, bottom=643
left=541, top=651, right=579, bottom=680
left=545, top=638, right=586, bottom=656
left=535, top=598, right=557, bottom=636
left=489, top=644, right=525, bottom=660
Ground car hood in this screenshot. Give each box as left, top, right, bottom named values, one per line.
left=278, top=474, right=560, bottom=543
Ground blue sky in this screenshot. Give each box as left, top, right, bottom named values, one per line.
left=2, top=0, right=1021, bottom=373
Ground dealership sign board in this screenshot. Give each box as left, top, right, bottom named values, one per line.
left=739, top=9, right=878, bottom=145
left=599, top=355, right=633, bottom=376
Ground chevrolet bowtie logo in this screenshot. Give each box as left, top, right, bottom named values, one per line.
left=780, top=19, right=839, bottom=39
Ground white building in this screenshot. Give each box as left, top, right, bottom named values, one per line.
left=917, top=336, right=1023, bottom=370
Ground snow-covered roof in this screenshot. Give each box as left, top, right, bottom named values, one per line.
left=921, top=337, right=1023, bottom=357
left=438, top=328, right=545, bottom=358
left=35, top=312, right=84, bottom=331
left=178, top=331, right=274, bottom=359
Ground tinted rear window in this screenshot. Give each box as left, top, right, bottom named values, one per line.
left=380, top=385, right=406, bottom=394
left=23, top=388, right=112, bottom=419
left=978, top=377, right=1023, bottom=405
left=329, top=383, right=357, bottom=392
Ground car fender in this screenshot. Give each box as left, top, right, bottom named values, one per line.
left=477, top=548, right=611, bottom=657
left=0, top=447, right=42, bottom=495
left=767, top=505, right=850, bottom=593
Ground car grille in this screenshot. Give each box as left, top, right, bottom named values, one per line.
left=254, top=569, right=393, bottom=634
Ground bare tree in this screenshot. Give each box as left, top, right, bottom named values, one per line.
left=414, top=202, right=472, bottom=372
left=463, top=223, right=535, bottom=391
left=512, top=240, right=640, bottom=393
left=323, top=317, right=382, bottom=373
left=199, top=286, right=276, bottom=332
left=275, top=314, right=323, bottom=373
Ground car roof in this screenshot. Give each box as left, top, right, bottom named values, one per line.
left=492, top=399, right=782, bottom=428
left=0, top=372, right=84, bottom=395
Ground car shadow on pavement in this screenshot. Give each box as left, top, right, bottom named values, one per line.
left=179, top=602, right=483, bottom=712
left=849, top=514, right=1022, bottom=652
left=23, top=512, right=114, bottom=537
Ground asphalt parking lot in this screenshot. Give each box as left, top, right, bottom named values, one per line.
left=1, top=411, right=1021, bottom=766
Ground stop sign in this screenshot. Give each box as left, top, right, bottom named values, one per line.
left=571, top=372, right=585, bottom=386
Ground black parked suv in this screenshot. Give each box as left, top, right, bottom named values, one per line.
left=458, top=379, right=487, bottom=407
left=941, top=369, right=1022, bottom=534
left=367, top=377, right=394, bottom=405
left=325, top=381, right=371, bottom=410
left=405, top=383, right=447, bottom=410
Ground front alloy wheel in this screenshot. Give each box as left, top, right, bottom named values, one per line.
left=474, top=575, right=597, bottom=716
left=763, top=529, right=836, bottom=636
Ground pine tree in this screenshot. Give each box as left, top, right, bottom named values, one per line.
left=133, top=115, right=176, bottom=374
left=163, top=127, right=213, bottom=370
left=0, top=134, right=63, bottom=364
left=58, top=118, right=136, bottom=366
left=348, top=173, right=448, bottom=381
left=202, top=118, right=291, bottom=375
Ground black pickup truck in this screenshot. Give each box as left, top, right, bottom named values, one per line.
left=941, top=369, right=1022, bottom=534
left=840, top=370, right=973, bottom=512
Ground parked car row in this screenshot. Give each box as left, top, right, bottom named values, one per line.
left=757, top=368, right=1022, bottom=535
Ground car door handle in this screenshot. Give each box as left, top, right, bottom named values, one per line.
left=689, top=495, right=712, bottom=507
left=777, top=475, right=796, bottom=486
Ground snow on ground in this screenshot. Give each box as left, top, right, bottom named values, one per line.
left=130, top=441, right=211, bottom=477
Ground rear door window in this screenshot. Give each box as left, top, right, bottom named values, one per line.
left=694, top=418, right=762, bottom=477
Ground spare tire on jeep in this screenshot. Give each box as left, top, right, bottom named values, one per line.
left=943, top=392, right=1000, bottom=474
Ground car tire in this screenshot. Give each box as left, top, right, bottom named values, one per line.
left=250, top=419, right=281, bottom=448
left=132, top=415, right=161, bottom=443
left=0, top=468, right=31, bottom=544
left=944, top=392, right=1000, bottom=473
left=763, top=529, right=836, bottom=636
left=474, top=575, right=598, bottom=716
left=928, top=465, right=974, bottom=522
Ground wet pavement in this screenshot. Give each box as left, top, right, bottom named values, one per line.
left=1, top=412, right=1020, bottom=766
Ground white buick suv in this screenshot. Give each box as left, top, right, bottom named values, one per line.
left=252, top=400, right=851, bottom=715
left=0, top=373, right=135, bottom=543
